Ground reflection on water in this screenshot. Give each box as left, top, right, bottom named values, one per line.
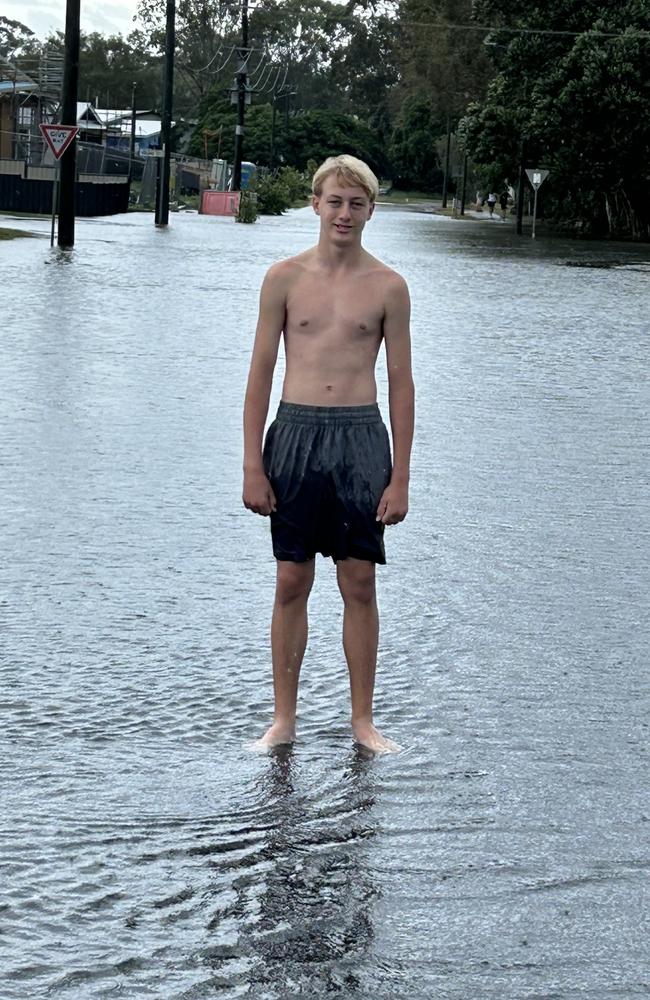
left=239, top=748, right=377, bottom=998
left=1, top=208, right=648, bottom=998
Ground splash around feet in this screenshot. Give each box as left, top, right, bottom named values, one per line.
left=352, top=721, right=402, bottom=755
left=248, top=721, right=296, bottom=753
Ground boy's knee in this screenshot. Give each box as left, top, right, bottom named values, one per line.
left=337, top=562, right=376, bottom=605
left=275, top=561, right=314, bottom=605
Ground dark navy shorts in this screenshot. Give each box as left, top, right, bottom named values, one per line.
left=263, top=402, right=392, bottom=564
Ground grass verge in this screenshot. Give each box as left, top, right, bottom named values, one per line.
left=0, top=226, right=35, bottom=239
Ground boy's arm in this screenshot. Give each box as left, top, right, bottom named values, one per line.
left=242, top=264, right=287, bottom=516
left=377, top=273, right=414, bottom=526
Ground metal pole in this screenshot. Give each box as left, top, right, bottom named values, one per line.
left=50, top=166, right=59, bottom=246
left=232, top=0, right=249, bottom=190
left=58, top=0, right=80, bottom=249
left=532, top=188, right=538, bottom=239
left=516, top=139, right=526, bottom=236
left=155, top=0, right=175, bottom=226
left=269, top=96, right=277, bottom=170
left=128, top=81, right=137, bottom=182
left=460, top=153, right=468, bottom=215
left=441, top=114, right=451, bottom=208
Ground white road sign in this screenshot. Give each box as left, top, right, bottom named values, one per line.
left=39, top=124, right=79, bottom=160
left=526, top=168, right=549, bottom=191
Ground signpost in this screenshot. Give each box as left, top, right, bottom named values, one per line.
left=39, top=124, right=79, bottom=246
left=525, top=167, right=549, bottom=239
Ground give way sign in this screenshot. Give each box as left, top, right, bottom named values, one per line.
left=39, top=124, right=79, bottom=160
left=526, top=168, right=549, bottom=191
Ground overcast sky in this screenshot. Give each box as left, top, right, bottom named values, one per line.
left=4, top=1, right=141, bottom=40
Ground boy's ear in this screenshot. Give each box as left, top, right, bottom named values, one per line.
left=312, top=194, right=320, bottom=215
left=368, top=202, right=375, bottom=219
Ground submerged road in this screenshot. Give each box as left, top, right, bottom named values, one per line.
left=1, top=206, right=648, bottom=998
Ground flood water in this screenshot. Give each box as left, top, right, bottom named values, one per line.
left=1, top=206, right=648, bottom=999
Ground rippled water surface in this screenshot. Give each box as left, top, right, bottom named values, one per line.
left=1, top=207, right=649, bottom=999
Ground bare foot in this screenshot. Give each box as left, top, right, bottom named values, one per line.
left=352, top=722, right=402, bottom=755
left=249, top=721, right=296, bottom=753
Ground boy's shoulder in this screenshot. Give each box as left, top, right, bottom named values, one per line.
left=264, top=248, right=316, bottom=282
left=362, top=250, right=409, bottom=292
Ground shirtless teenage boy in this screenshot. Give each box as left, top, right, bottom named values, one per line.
left=242, top=154, right=414, bottom=754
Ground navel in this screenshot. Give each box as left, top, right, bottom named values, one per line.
left=299, top=319, right=309, bottom=327
left=359, top=323, right=367, bottom=330
left=326, top=385, right=332, bottom=391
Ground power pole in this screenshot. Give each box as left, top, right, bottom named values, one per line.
left=128, top=81, right=137, bottom=183
left=58, top=0, right=80, bottom=249
left=441, top=114, right=451, bottom=209
left=460, top=152, right=468, bottom=215
left=155, top=0, right=175, bottom=227
left=516, top=139, right=526, bottom=235
left=232, top=0, right=249, bottom=190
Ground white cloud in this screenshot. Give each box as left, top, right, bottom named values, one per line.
left=3, top=1, right=140, bottom=40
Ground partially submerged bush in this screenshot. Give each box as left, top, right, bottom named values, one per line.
left=236, top=189, right=258, bottom=223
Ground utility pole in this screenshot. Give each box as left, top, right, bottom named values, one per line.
left=58, top=0, right=80, bottom=249
left=232, top=0, right=249, bottom=190
left=270, top=94, right=277, bottom=170
left=441, top=114, right=452, bottom=209
left=128, top=81, right=137, bottom=183
left=460, top=152, right=468, bottom=215
left=516, top=138, right=526, bottom=235
left=155, top=0, right=175, bottom=227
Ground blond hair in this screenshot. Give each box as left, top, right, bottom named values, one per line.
left=311, top=155, right=379, bottom=203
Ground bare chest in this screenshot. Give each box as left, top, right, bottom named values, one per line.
left=285, top=275, right=384, bottom=342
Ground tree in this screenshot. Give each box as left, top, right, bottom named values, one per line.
left=0, top=15, right=35, bottom=60
left=462, top=0, right=650, bottom=238
left=389, top=94, right=445, bottom=190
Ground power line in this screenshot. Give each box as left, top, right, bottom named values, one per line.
left=364, top=17, right=650, bottom=40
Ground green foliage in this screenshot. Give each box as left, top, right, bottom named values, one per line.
left=461, top=0, right=650, bottom=238
left=0, top=15, right=34, bottom=58
left=236, top=190, right=258, bottom=223
left=255, top=174, right=291, bottom=215
left=276, top=166, right=310, bottom=203
left=389, top=95, right=445, bottom=191
left=282, top=110, right=385, bottom=173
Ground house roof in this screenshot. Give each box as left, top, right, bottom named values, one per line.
left=75, top=104, right=166, bottom=137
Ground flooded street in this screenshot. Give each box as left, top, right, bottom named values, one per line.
left=1, top=206, right=648, bottom=998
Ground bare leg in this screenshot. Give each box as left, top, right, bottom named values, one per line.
left=336, top=558, right=401, bottom=754
left=253, top=559, right=315, bottom=749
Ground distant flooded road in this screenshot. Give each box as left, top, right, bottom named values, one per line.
left=1, top=207, right=648, bottom=998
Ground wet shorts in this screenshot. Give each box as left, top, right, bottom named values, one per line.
left=263, top=402, right=392, bottom=564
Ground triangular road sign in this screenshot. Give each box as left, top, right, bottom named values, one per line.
left=526, top=168, right=549, bottom=191
left=39, top=124, right=79, bottom=160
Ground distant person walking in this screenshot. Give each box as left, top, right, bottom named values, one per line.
left=486, top=192, right=497, bottom=217
left=499, top=189, right=509, bottom=220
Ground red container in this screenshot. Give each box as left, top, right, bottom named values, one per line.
left=200, top=190, right=240, bottom=216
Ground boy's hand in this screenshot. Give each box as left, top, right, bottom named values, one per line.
left=376, top=481, right=409, bottom=525
left=243, top=469, right=277, bottom=516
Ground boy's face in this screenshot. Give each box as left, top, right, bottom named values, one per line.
left=312, top=173, right=374, bottom=243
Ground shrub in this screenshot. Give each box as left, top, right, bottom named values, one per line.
left=236, top=190, right=258, bottom=223
left=255, top=174, right=291, bottom=215
left=277, top=166, right=310, bottom=204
